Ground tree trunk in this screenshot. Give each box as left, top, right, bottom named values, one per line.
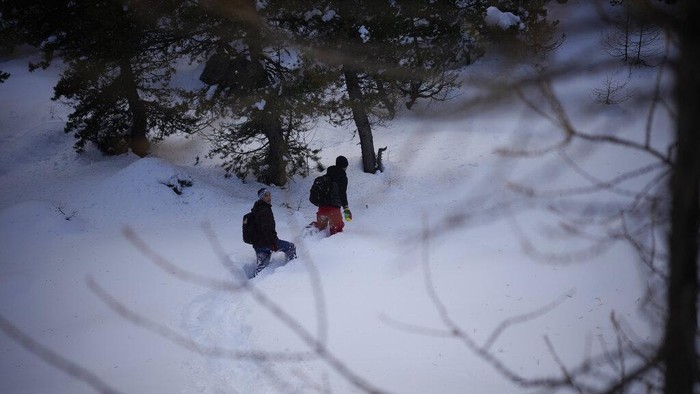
left=343, top=67, right=377, bottom=173
left=235, top=0, right=286, bottom=185
left=120, top=60, right=149, bottom=157
left=664, top=4, right=699, bottom=393
left=260, top=107, right=287, bottom=186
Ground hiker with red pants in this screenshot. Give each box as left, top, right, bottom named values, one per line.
left=314, top=155, right=352, bottom=235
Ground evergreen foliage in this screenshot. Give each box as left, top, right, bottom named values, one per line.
left=0, top=0, right=559, bottom=184
left=0, top=12, right=15, bottom=83
left=266, top=0, right=483, bottom=173
left=473, top=0, right=561, bottom=64
left=175, top=0, right=328, bottom=185
left=0, top=0, right=199, bottom=156
left=265, top=1, right=558, bottom=173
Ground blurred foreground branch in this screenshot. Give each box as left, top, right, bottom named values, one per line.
left=0, top=314, right=123, bottom=394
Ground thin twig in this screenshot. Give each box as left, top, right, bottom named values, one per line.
left=0, top=313, right=124, bottom=394
left=87, top=277, right=313, bottom=362
left=122, top=227, right=388, bottom=394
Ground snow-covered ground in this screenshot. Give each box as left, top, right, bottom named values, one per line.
left=0, top=2, right=669, bottom=393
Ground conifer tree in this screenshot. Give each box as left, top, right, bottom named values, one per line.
left=268, top=1, right=559, bottom=173
left=267, top=1, right=487, bottom=173
left=477, top=0, right=560, bottom=61
left=178, top=0, right=328, bottom=186
left=0, top=0, right=198, bottom=156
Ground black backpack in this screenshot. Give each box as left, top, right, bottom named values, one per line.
left=309, top=174, right=333, bottom=206
left=242, top=211, right=258, bottom=244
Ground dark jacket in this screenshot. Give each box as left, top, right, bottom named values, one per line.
left=326, top=165, right=348, bottom=208
left=251, top=199, right=278, bottom=249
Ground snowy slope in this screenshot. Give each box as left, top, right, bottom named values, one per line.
left=0, top=2, right=666, bottom=393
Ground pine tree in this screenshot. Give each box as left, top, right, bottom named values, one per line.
left=267, top=0, right=485, bottom=173
left=0, top=0, right=198, bottom=156
left=178, top=0, right=327, bottom=186
left=478, top=0, right=560, bottom=61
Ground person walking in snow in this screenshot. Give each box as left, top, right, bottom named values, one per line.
left=250, top=188, right=296, bottom=278
left=313, top=155, right=352, bottom=235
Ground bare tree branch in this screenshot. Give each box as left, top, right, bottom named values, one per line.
left=201, top=221, right=330, bottom=348
left=86, top=276, right=314, bottom=362
left=122, top=227, right=247, bottom=292
left=120, top=226, right=390, bottom=394
left=544, top=335, right=586, bottom=394
left=483, top=290, right=575, bottom=352
left=0, top=313, right=124, bottom=394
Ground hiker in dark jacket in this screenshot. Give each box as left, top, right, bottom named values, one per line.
left=251, top=188, right=296, bottom=278
left=314, top=155, right=352, bottom=235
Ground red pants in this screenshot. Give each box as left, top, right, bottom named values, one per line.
left=314, top=205, right=344, bottom=235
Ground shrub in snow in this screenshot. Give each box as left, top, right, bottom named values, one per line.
left=161, top=173, right=193, bottom=195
